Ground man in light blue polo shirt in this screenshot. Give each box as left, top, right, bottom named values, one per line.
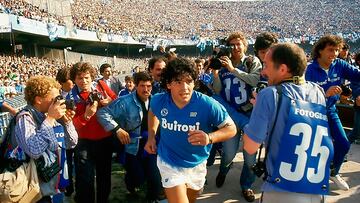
left=244, top=43, right=333, bottom=203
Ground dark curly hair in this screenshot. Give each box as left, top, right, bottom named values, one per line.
left=160, top=58, right=198, bottom=91
left=69, top=62, right=97, bottom=82
left=254, top=32, right=278, bottom=56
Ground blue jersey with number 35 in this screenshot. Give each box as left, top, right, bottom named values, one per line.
left=270, top=99, right=333, bottom=194
left=244, top=82, right=334, bottom=195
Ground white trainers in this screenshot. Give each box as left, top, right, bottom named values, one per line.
left=330, top=174, right=350, bottom=190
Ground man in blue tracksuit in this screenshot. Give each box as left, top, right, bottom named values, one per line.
left=97, top=72, right=163, bottom=202
left=306, top=35, right=360, bottom=191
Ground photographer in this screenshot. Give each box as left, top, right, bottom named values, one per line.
left=15, top=76, right=78, bottom=203
left=66, top=62, right=117, bottom=203
left=244, top=43, right=332, bottom=203
left=212, top=32, right=262, bottom=202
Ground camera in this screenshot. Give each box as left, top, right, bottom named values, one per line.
left=251, top=161, right=266, bottom=178
left=253, top=81, right=268, bottom=94
left=35, top=155, right=62, bottom=182
left=54, top=95, right=76, bottom=110
left=209, top=45, right=233, bottom=70
left=340, top=84, right=352, bottom=97
left=54, top=95, right=64, bottom=102
left=88, top=91, right=103, bottom=104
left=65, top=99, right=76, bottom=110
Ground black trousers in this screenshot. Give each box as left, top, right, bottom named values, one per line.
left=124, top=138, right=163, bottom=201
left=74, top=136, right=113, bottom=203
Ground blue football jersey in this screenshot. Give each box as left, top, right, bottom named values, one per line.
left=53, top=123, right=69, bottom=190
left=151, top=91, right=230, bottom=168
left=269, top=99, right=333, bottom=194
left=219, top=64, right=252, bottom=110
left=244, top=82, right=333, bottom=195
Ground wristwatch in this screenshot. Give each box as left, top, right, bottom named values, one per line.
left=208, top=133, right=213, bottom=144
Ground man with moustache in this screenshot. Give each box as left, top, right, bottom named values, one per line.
left=98, top=71, right=163, bottom=202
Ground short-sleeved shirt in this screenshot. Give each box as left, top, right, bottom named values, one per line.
left=151, top=91, right=231, bottom=168
left=244, top=82, right=330, bottom=193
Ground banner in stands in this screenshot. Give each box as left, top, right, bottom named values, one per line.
left=0, top=13, right=11, bottom=33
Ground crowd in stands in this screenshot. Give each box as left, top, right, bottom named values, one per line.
left=0, top=0, right=64, bottom=25
left=0, top=55, right=65, bottom=99
left=1, top=0, right=359, bottom=42
left=0, top=54, right=151, bottom=100
left=70, top=0, right=360, bottom=40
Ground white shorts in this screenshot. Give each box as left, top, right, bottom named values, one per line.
left=157, top=157, right=207, bottom=191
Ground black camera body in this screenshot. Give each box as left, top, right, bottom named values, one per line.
left=54, top=95, right=64, bottom=102
left=209, top=45, right=233, bottom=70
left=340, top=84, right=352, bottom=97
left=254, top=81, right=268, bottom=93
left=88, top=92, right=103, bottom=104
left=54, top=95, right=76, bottom=110
left=196, top=80, right=213, bottom=96
left=35, top=156, right=62, bottom=182
left=251, top=161, right=266, bottom=178
left=65, top=99, right=76, bottom=110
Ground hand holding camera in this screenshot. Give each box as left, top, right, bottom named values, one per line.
left=325, top=85, right=342, bottom=97
left=250, top=82, right=268, bottom=106
left=48, top=95, right=67, bottom=121
left=88, top=91, right=103, bottom=104
left=84, top=99, right=98, bottom=121
left=219, top=56, right=235, bottom=72
left=62, top=109, right=76, bottom=123
left=99, top=92, right=113, bottom=106
left=209, top=45, right=233, bottom=70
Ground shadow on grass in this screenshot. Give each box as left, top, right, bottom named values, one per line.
left=109, top=162, right=148, bottom=203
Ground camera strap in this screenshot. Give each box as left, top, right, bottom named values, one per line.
left=261, top=85, right=283, bottom=180
left=74, top=86, right=89, bottom=103
left=73, top=80, right=106, bottom=103
left=96, top=79, right=106, bottom=93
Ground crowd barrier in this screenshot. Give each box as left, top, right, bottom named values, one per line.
left=0, top=95, right=27, bottom=143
